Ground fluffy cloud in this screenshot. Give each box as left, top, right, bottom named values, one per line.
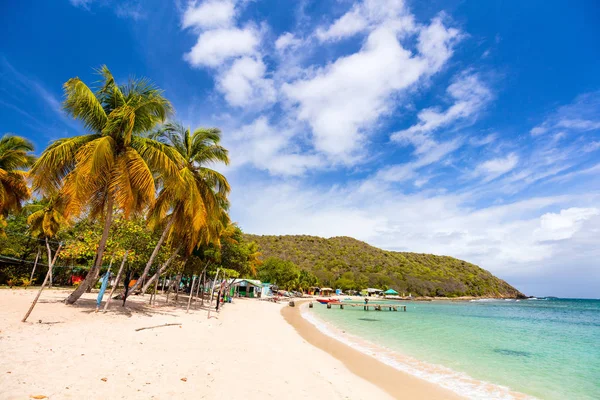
left=275, top=33, right=303, bottom=52
left=315, top=0, right=412, bottom=42
left=217, top=57, right=276, bottom=107
left=182, top=0, right=236, bottom=29
left=284, top=17, right=459, bottom=160
left=535, top=207, right=599, bottom=241
left=184, top=27, right=260, bottom=68
left=225, top=117, right=323, bottom=176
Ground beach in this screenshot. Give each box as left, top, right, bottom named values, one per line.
left=0, top=289, right=458, bottom=400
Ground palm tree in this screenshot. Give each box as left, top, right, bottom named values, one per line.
left=129, top=123, right=230, bottom=293
left=0, top=134, right=35, bottom=218
left=22, top=196, right=65, bottom=322
left=26, top=196, right=67, bottom=287
left=29, top=66, right=181, bottom=304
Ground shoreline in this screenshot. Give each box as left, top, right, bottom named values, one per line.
left=281, top=300, right=463, bottom=400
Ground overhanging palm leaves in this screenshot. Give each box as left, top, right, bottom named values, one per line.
left=0, top=134, right=35, bottom=217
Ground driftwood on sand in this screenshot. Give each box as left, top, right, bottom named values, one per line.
left=135, top=323, right=182, bottom=332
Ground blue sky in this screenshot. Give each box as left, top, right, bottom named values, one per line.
left=1, top=0, right=600, bottom=297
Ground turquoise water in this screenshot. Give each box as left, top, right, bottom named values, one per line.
left=308, top=299, right=600, bottom=399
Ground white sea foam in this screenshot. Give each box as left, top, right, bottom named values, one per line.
left=300, top=304, right=537, bottom=400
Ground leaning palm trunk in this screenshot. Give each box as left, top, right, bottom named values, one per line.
left=140, top=243, right=183, bottom=294
left=128, top=215, right=174, bottom=294
left=22, top=239, right=62, bottom=322
left=103, top=250, right=128, bottom=312
left=28, top=248, right=41, bottom=288
left=65, top=197, right=114, bottom=304
left=186, top=275, right=197, bottom=313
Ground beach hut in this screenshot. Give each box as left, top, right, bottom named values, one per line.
left=384, top=288, right=398, bottom=297
left=366, top=288, right=383, bottom=297
left=230, top=279, right=262, bottom=298
left=320, top=287, right=334, bottom=297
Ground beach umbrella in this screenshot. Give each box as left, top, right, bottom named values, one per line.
left=384, top=289, right=398, bottom=295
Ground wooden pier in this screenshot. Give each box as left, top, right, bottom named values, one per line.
left=312, top=302, right=407, bottom=311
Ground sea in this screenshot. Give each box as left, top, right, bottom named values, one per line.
left=305, top=298, right=600, bottom=400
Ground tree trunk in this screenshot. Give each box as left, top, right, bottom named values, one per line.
left=196, top=261, right=210, bottom=307
left=128, top=215, right=174, bottom=294
left=28, top=248, right=41, bottom=288
left=186, top=275, right=196, bottom=313
left=140, top=243, right=183, bottom=294
left=201, top=271, right=206, bottom=306
left=174, top=273, right=182, bottom=302
left=22, top=239, right=62, bottom=322
left=65, top=196, right=114, bottom=304
left=152, top=277, right=159, bottom=306
left=207, top=268, right=220, bottom=319
left=194, top=273, right=201, bottom=304
left=103, top=250, right=128, bottom=312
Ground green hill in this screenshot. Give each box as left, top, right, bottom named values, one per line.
left=244, top=234, right=524, bottom=298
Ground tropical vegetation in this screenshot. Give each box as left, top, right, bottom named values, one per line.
left=246, top=234, right=524, bottom=298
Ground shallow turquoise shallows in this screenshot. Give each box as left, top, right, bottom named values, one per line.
left=308, top=298, right=600, bottom=400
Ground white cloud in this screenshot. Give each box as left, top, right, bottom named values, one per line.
left=284, top=17, right=459, bottom=161
left=182, top=0, right=236, bottom=29
left=275, top=32, right=303, bottom=51
left=417, top=17, right=460, bottom=71
left=474, top=153, right=519, bottom=182
left=184, top=26, right=260, bottom=68
left=315, top=0, right=412, bottom=42
left=392, top=72, right=491, bottom=139
left=316, top=7, right=368, bottom=42
left=530, top=91, right=600, bottom=136
left=226, top=117, right=323, bottom=176
left=535, top=207, right=599, bottom=241
left=217, top=57, right=276, bottom=107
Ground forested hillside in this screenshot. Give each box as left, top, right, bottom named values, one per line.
left=245, top=234, right=524, bottom=298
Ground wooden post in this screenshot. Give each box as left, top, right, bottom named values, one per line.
left=103, top=251, right=128, bottom=312
left=195, top=274, right=201, bottom=304
left=200, top=271, right=206, bottom=306
left=186, top=275, right=196, bottom=313
left=22, top=240, right=61, bottom=322
left=207, top=268, right=220, bottom=319
left=28, top=248, right=41, bottom=287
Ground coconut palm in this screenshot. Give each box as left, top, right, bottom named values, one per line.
left=129, top=123, right=230, bottom=293
left=22, top=196, right=65, bottom=322
left=26, top=196, right=68, bottom=287
left=0, top=134, right=35, bottom=219
left=29, top=66, right=181, bottom=304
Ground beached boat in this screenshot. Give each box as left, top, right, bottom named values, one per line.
left=316, top=298, right=338, bottom=304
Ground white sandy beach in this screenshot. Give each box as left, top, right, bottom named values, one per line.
left=0, top=289, right=459, bottom=399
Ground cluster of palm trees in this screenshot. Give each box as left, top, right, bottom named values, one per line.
left=1, top=66, right=231, bottom=306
